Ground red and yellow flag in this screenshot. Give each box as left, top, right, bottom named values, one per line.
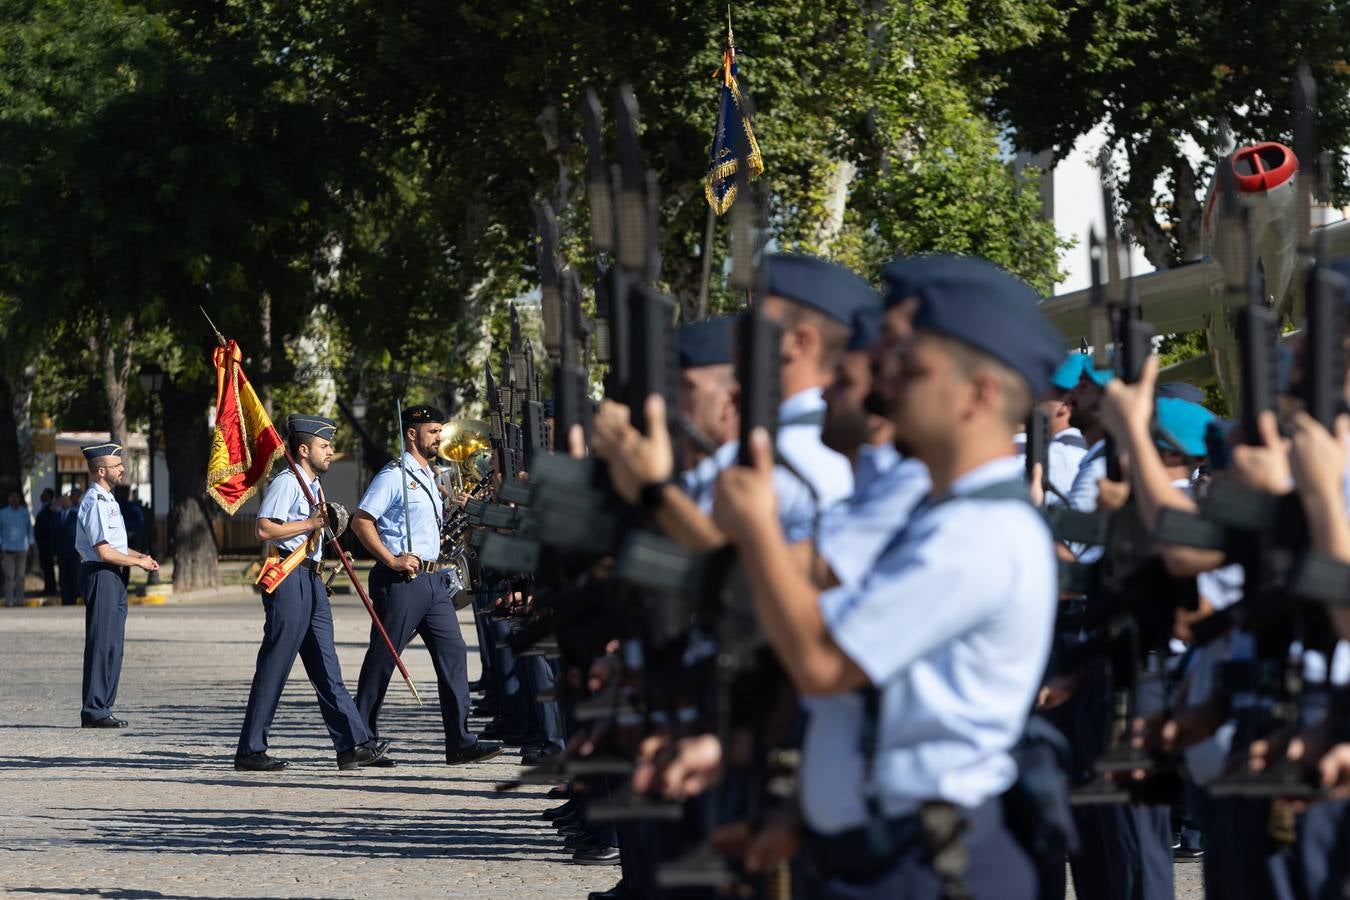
left=206, top=340, right=284, bottom=515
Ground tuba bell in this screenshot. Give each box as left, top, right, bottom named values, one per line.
left=436, top=419, right=493, bottom=609
left=438, top=419, right=493, bottom=493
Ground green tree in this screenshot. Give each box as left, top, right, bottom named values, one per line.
left=0, top=0, right=371, bottom=588
left=976, top=0, right=1350, bottom=269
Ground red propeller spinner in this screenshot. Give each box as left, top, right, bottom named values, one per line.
left=1229, top=141, right=1298, bottom=192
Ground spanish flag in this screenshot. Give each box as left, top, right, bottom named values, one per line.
left=205, top=340, right=284, bottom=514
left=704, top=17, right=763, bottom=215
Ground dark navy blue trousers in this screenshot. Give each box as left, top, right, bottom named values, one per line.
left=356, top=566, right=473, bottom=751
left=236, top=566, right=369, bottom=755
left=803, top=800, right=1036, bottom=900
left=476, top=580, right=528, bottom=740
left=1202, top=794, right=1350, bottom=900
left=79, top=564, right=127, bottom=723
left=1041, top=658, right=1174, bottom=900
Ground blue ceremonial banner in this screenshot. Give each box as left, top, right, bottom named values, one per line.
left=704, top=32, right=763, bottom=216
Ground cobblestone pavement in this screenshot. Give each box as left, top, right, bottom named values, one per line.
left=0, top=596, right=1205, bottom=899
left=0, top=596, right=613, bottom=899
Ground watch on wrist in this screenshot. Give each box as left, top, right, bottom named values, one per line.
left=638, top=480, right=670, bottom=512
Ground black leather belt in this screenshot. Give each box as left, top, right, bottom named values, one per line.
left=379, top=558, right=441, bottom=576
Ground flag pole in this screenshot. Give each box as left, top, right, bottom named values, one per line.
left=200, top=310, right=423, bottom=705
left=695, top=206, right=716, bottom=319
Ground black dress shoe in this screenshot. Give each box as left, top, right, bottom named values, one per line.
left=468, top=678, right=486, bottom=693
left=554, top=809, right=584, bottom=830
left=522, top=745, right=563, bottom=767
left=235, top=751, right=289, bottom=772
left=541, top=799, right=575, bottom=820
left=572, top=843, right=621, bottom=865
left=558, top=820, right=588, bottom=838
left=445, top=740, right=504, bottom=765
left=81, top=715, right=128, bottom=729
left=564, top=831, right=597, bottom=850
left=587, top=880, right=625, bottom=899
left=479, top=722, right=526, bottom=746
left=337, top=739, right=392, bottom=770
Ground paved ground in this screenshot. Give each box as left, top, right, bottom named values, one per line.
left=0, top=595, right=613, bottom=899
left=0, top=593, right=1205, bottom=899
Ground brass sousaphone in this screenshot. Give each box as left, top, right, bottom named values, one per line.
left=437, top=419, right=493, bottom=608
left=438, top=419, right=493, bottom=493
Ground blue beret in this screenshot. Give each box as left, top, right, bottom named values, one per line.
left=677, top=316, right=735, bottom=369
left=287, top=414, right=337, bottom=440
left=401, top=404, right=445, bottom=426
left=758, top=254, right=879, bottom=326
left=883, top=255, right=1065, bottom=396
left=1050, top=354, right=1087, bottom=391
left=846, top=306, right=882, bottom=353
left=1154, top=397, right=1216, bottom=457
left=1082, top=355, right=1115, bottom=387
left=81, top=442, right=123, bottom=461
left=1155, top=382, right=1206, bottom=405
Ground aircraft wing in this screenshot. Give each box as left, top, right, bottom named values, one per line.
left=1159, top=352, right=1216, bottom=386
left=1040, top=260, right=1223, bottom=341
left=1317, top=217, right=1350, bottom=258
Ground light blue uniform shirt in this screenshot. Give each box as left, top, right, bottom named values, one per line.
left=359, top=452, right=443, bottom=561
left=800, top=456, right=1057, bottom=834
left=257, top=469, right=324, bottom=562
left=680, top=387, right=854, bottom=542
left=0, top=506, right=34, bottom=552
left=1068, top=438, right=1108, bottom=513
left=75, top=483, right=128, bottom=561
left=816, top=443, right=931, bottom=587
left=1014, top=427, right=1089, bottom=508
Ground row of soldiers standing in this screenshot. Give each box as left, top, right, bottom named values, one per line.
left=65, top=244, right=1350, bottom=897
left=470, top=245, right=1350, bottom=900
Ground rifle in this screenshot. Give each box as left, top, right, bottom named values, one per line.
left=582, top=88, right=615, bottom=372
left=1025, top=407, right=1049, bottom=506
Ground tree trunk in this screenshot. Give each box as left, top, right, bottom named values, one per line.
left=1122, top=153, right=1175, bottom=270
left=1171, top=155, right=1205, bottom=263
left=0, top=371, right=21, bottom=495
left=161, top=376, right=219, bottom=591
left=815, top=159, right=856, bottom=253
left=88, top=314, right=134, bottom=448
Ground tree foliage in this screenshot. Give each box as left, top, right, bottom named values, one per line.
left=0, top=0, right=1071, bottom=580
left=977, top=0, right=1350, bottom=269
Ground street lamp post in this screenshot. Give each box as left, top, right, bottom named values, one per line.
left=138, top=363, right=166, bottom=585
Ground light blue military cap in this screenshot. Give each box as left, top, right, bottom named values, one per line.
left=286, top=414, right=337, bottom=440
left=80, top=442, right=123, bottom=461
left=1050, top=354, right=1088, bottom=391
left=1154, top=397, right=1216, bottom=457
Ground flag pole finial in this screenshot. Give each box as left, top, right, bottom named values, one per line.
left=199, top=306, right=227, bottom=347
left=727, top=4, right=733, bottom=46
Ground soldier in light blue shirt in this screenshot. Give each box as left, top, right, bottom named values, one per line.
left=1014, top=354, right=1089, bottom=507
left=712, top=255, right=1063, bottom=898
left=235, top=415, right=387, bottom=773
left=814, top=303, right=930, bottom=588
left=352, top=404, right=502, bottom=767
left=75, top=443, right=160, bottom=729
left=599, top=254, right=871, bottom=551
